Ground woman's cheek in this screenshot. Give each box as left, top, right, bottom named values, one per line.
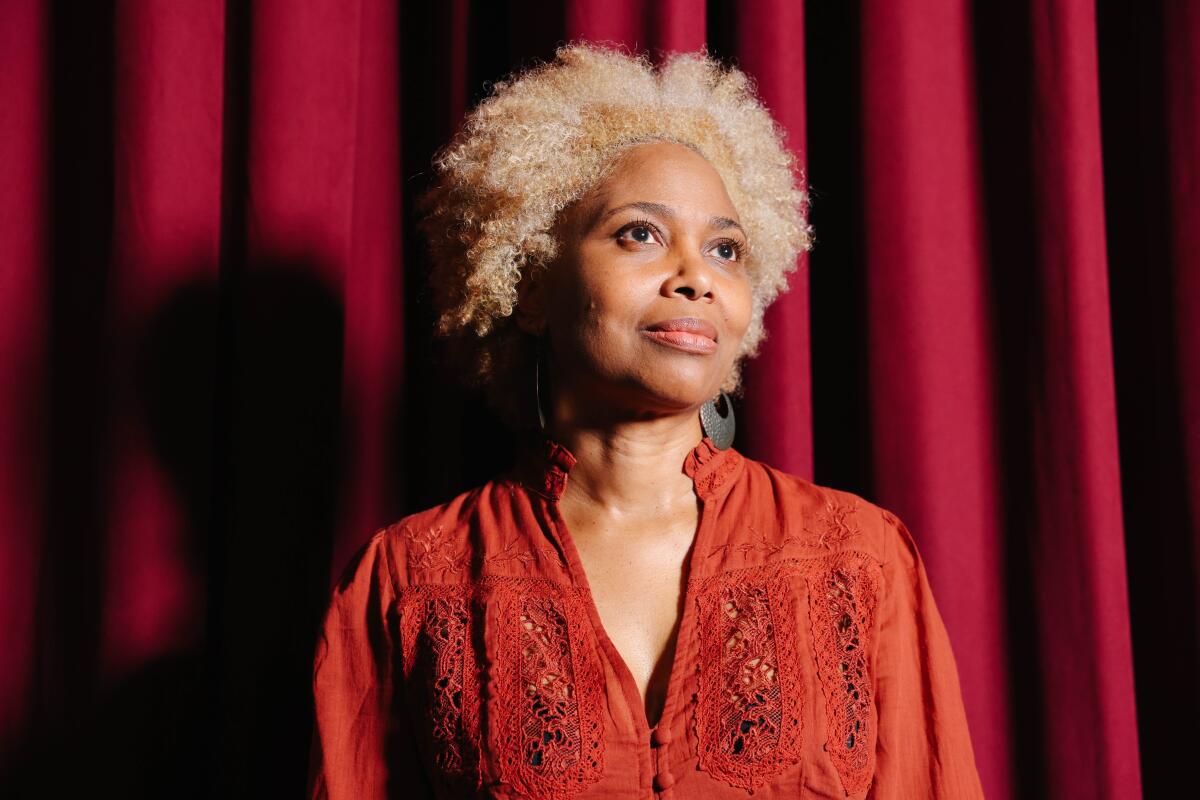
left=563, top=304, right=617, bottom=366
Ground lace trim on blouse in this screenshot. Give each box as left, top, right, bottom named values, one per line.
left=398, top=579, right=605, bottom=798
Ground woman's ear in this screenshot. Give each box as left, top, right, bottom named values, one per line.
left=515, top=265, right=547, bottom=335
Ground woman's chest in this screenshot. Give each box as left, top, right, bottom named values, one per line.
left=394, top=548, right=884, bottom=799
left=569, top=522, right=695, bottom=726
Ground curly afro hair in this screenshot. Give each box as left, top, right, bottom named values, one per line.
left=418, top=41, right=813, bottom=428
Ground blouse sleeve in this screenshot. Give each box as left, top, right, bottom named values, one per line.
left=306, top=530, right=429, bottom=799
left=868, top=513, right=986, bottom=799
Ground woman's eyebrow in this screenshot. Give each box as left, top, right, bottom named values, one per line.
left=594, top=201, right=746, bottom=236
left=595, top=201, right=674, bottom=227
left=710, top=216, right=746, bottom=236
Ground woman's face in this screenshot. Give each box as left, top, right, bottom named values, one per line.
left=520, top=141, right=753, bottom=423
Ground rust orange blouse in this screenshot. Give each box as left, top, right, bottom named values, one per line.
left=307, top=435, right=985, bottom=799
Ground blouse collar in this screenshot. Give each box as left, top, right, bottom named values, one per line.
left=513, top=431, right=744, bottom=502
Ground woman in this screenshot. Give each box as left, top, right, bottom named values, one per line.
left=307, top=43, right=984, bottom=799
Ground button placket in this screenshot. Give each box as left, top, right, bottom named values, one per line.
left=650, top=727, right=676, bottom=794
left=652, top=769, right=676, bottom=793
left=519, top=433, right=746, bottom=798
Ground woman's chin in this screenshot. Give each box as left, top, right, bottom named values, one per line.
left=624, top=374, right=725, bottom=414
left=565, top=356, right=728, bottom=417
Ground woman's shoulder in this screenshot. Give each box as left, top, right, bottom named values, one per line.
left=357, top=476, right=555, bottom=589
left=735, top=453, right=917, bottom=569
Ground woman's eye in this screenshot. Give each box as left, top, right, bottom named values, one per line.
left=713, top=241, right=742, bottom=261
left=617, top=221, right=660, bottom=246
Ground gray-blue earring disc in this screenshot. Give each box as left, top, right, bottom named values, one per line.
left=699, top=391, right=736, bottom=450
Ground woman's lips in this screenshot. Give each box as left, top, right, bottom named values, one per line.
left=642, top=330, right=719, bottom=353
left=641, top=318, right=719, bottom=354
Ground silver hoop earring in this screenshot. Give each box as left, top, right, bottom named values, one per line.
left=699, top=391, right=736, bottom=450
left=535, top=336, right=549, bottom=432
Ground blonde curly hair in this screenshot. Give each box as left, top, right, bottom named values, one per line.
left=418, top=41, right=813, bottom=428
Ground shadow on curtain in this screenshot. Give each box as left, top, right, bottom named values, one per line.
left=1, top=1, right=1195, bottom=798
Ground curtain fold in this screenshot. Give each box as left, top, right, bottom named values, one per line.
left=2, top=2, right=1194, bottom=798
left=858, top=2, right=1013, bottom=797
left=1024, top=2, right=1141, bottom=795
left=0, top=0, right=47, bottom=760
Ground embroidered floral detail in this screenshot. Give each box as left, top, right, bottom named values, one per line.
left=404, top=525, right=469, bottom=574
left=806, top=553, right=880, bottom=795
left=798, top=497, right=862, bottom=549
left=708, top=526, right=795, bottom=561
left=705, top=497, right=862, bottom=563
left=544, top=469, right=568, bottom=500
left=540, top=439, right=577, bottom=500
left=741, top=526, right=792, bottom=557
left=494, top=589, right=605, bottom=798
left=398, top=588, right=482, bottom=791
left=483, top=540, right=563, bottom=571
left=693, top=564, right=804, bottom=791
left=692, top=448, right=743, bottom=497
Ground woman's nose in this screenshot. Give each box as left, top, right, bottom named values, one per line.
left=663, top=249, right=715, bottom=301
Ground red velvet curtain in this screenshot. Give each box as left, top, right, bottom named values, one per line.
left=2, top=1, right=1195, bottom=798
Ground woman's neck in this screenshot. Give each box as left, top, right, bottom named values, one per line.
left=552, top=416, right=703, bottom=519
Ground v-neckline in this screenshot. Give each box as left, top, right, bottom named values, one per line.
left=514, top=432, right=740, bottom=740
left=547, top=480, right=714, bottom=739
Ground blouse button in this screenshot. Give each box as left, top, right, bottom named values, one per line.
left=653, top=770, right=676, bottom=792
left=650, top=728, right=672, bottom=748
